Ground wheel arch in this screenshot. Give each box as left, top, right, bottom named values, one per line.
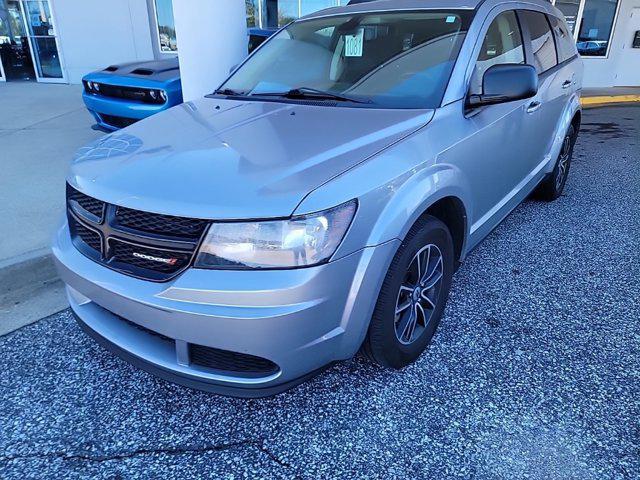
left=422, top=196, right=467, bottom=267
left=364, top=165, right=472, bottom=266
left=544, top=94, right=582, bottom=174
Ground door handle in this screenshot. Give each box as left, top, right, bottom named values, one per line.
left=562, top=80, right=572, bottom=89
left=526, top=101, right=542, bottom=114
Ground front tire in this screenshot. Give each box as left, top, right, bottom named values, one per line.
left=535, top=124, right=576, bottom=201
left=361, top=215, right=454, bottom=369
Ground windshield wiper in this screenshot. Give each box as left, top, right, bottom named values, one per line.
left=213, top=88, right=246, bottom=97
left=252, top=87, right=371, bottom=104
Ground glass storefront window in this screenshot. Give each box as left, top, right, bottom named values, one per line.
left=23, top=0, right=61, bottom=78
left=154, top=0, right=177, bottom=52
left=246, top=0, right=264, bottom=28
left=576, top=0, right=619, bottom=56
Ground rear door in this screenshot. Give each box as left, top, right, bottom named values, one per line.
left=517, top=10, right=567, bottom=170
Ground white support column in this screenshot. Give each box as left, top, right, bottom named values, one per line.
left=172, top=0, right=247, bottom=102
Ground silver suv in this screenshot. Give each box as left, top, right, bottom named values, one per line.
left=53, top=0, right=582, bottom=397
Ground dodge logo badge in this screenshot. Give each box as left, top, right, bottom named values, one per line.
left=132, top=252, right=178, bottom=265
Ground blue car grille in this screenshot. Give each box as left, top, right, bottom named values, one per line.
left=84, top=82, right=165, bottom=105
left=66, top=184, right=209, bottom=282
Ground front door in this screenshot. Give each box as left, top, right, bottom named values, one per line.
left=455, top=10, right=534, bottom=238
left=615, top=7, right=640, bottom=86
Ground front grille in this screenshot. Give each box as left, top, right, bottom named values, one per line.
left=190, top=344, right=279, bottom=378
left=115, top=206, right=208, bottom=240
left=67, top=184, right=105, bottom=219
left=75, top=222, right=102, bottom=252
left=86, top=83, right=165, bottom=105
left=100, top=114, right=138, bottom=129
left=110, top=241, right=193, bottom=274
left=66, top=184, right=209, bottom=282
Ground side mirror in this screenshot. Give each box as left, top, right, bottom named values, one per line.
left=467, top=64, right=538, bottom=108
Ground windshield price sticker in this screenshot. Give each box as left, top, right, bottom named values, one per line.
left=344, top=29, right=364, bottom=57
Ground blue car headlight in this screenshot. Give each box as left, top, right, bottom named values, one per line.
left=195, top=200, right=357, bottom=269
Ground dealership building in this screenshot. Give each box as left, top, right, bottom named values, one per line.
left=0, top=0, right=638, bottom=89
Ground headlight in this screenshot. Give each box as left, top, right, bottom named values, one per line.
left=159, top=90, right=167, bottom=102
left=195, top=200, right=357, bottom=269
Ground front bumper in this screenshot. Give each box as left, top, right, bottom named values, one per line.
left=82, top=92, right=173, bottom=131
left=53, top=221, right=398, bottom=397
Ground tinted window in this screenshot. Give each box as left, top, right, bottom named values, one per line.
left=548, top=15, right=577, bottom=62
left=471, top=11, right=524, bottom=94
left=520, top=10, right=558, bottom=73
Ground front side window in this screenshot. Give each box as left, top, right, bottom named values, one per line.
left=520, top=10, right=558, bottom=74
left=154, top=0, right=177, bottom=52
left=220, top=11, right=474, bottom=109
left=576, top=0, right=619, bottom=57
left=470, top=11, right=524, bottom=94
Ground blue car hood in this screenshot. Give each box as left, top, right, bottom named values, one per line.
left=69, top=97, right=433, bottom=219
left=87, top=57, right=180, bottom=83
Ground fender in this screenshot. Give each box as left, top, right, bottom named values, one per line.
left=543, top=91, right=582, bottom=175
left=295, top=143, right=473, bottom=263
left=365, top=163, right=472, bottom=256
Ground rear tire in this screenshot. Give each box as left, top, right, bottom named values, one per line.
left=535, top=124, right=576, bottom=201
left=361, top=215, right=454, bottom=369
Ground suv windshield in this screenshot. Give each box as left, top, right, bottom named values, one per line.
left=219, top=10, right=474, bottom=109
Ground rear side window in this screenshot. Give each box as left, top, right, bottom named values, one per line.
left=470, top=10, right=525, bottom=94
left=548, top=15, right=577, bottom=63
left=520, top=10, right=558, bottom=74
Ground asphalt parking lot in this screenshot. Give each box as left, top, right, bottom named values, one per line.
left=1, top=106, right=639, bottom=480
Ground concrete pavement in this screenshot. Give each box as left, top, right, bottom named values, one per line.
left=1, top=106, right=638, bottom=479
left=0, top=82, right=103, bottom=263
left=0, top=82, right=103, bottom=333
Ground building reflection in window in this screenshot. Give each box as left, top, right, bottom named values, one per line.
left=154, top=0, right=177, bottom=52
left=554, top=0, right=581, bottom=34
left=576, top=0, right=619, bottom=56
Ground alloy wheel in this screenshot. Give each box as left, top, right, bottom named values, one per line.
left=394, top=244, right=444, bottom=345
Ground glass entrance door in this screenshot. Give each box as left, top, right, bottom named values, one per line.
left=19, top=0, right=65, bottom=82
left=0, top=0, right=36, bottom=80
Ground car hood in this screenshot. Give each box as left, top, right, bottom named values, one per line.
left=69, top=97, right=433, bottom=219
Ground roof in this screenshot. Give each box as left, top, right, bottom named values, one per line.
left=305, top=0, right=482, bottom=17
left=303, top=0, right=557, bottom=18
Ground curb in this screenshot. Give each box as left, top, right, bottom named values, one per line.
left=0, top=250, right=68, bottom=337
left=581, top=95, right=640, bottom=108
left=0, top=249, right=57, bottom=294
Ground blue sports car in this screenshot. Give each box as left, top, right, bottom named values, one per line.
left=82, top=28, right=274, bottom=131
